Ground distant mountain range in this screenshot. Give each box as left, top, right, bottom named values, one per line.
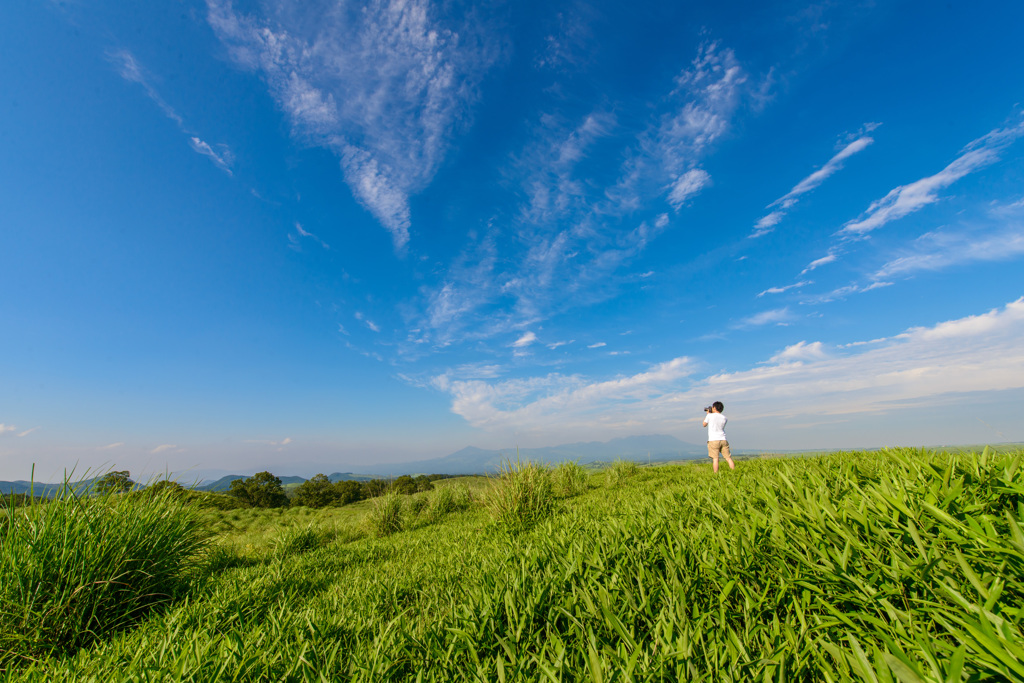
left=1, top=434, right=704, bottom=495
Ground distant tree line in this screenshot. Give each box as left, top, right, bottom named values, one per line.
left=226, top=472, right=449, bottom=509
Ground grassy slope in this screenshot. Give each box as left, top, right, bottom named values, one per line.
left=6, top=451, right=1023, bottom=682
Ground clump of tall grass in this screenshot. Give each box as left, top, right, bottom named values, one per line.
left=427, top=484, right=473, bottom=522
left=365, top=492, right=404, bottom=537
left=605, top=458, right=640, bottom=487
left=486, top=460, right=555, bottom=533
left=0, top=483, right=209, bottom=663
left=553, top=461, right=589, bottom=498
left=273, top=524, right=331, bottom=556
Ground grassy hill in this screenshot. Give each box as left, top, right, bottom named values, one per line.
left=3, top=448, right=1022, bottom=680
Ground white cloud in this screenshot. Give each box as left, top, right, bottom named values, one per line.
left=735, top=307, right=794, bottom=328
left=354, top=311, right=381, bottom=333
left=432, top=298, right=1024, bottom=439
left=768, top=340, right=828, bottom=363
left=188, top=137, right=233, bottom=175
left=512, top=331, right=538, bottom=348
left=757, top=280, right=812, bottom=297
left=751, top=132, right=875, bottom=237
left=109, top=49, right=234, bottom=175
left=433, top=356, right=695, bottom=431
left=667, top=168, right=711, bottom=209
left=801, top=252, right=837, bottom=274
left=840, top=120, right=1024, bottom=236
left=587, top=342, right=606, bottom=349
left=98, top=442, right=124, bottom=450
left=873, top=225, right=1024, bottom=279
left=150, top=444, right=177, bottom=454
left=547, top=340, right=575, bottom=349
left=17, top=427, right=39, bottom=437
left=293, top=222, right=330, bottom=250
left=206, top=0, right=502, bottom=251
left=0, top=424, right=16, bottom=435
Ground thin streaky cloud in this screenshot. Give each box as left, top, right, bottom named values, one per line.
left=17, top=427, right=40, bottom=437
left=751, top=132, right=875, bottom=238
left=735, top=307, right=794, bottom=328
left=873, top=226, right=1024, bottom=279
left=512, top=331, right=538, bottom=348
left=150, top=444, right=177, bottom=454
left=840, top=120, right=1024, bottom=236
left=0, top=424, right=16, bottom=435
left=108, top=49, right=234, bottom=175
left=294, top=222, right=330, bottom=249
left=801, top=252, right=837, bottom=274
left=587, top=342, right=607, bottom=349
left=757, top=280, right=812, bottom=297
left=98, top=442, right=124, bottom=450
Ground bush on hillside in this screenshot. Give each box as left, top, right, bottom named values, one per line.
left=95, top=470, right=134, bottom=494
left=334, top=480, right=365, bottom=506
left=292, top=474, right=335, bottom=508
left=228, top=471, right=289, bottom=508
left=0, top=485, right=209, bottom=662
left=486, top=460, right=554, bottom=533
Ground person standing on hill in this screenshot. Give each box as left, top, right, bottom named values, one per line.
left=702, top=401, right=735, bottom=474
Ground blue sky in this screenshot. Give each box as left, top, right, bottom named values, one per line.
left=3, top=0, right=1024, bottom=480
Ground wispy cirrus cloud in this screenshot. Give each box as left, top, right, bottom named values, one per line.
left=108, top=49, right=234, bottom=175
left=98, top=442, right=124, bottom=450
left=734, top=307, right=794, bottom=328
left=873, top=225, right=1024, bottom=279
left=412, top=40, right=769, bottom=353
left=512, top=332, right=538, bottom=348
left=431, top=298, right=1024, bottom=441
left=757, top=280, right=812, bottom=297
left=206, top=0, right=503, bottom=252
left=751, top=128, right=876, bottom=237
left=150, top=444, right=178, bottom=454
left=288, top=222, right=330, bottom=251
left=840, top=119, right=1024, bottom=236
left=801, top=251, right=838, bottom=274
left=609, top=41, right=766, bottom=214
left=0, top=424, right=16, bottom=435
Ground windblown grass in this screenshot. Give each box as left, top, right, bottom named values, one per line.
left=485, top=460, right=555, bottom=533
left=0, top=485, right=208, bottom=665
left=365, top=492, right=404, bottom=537
left=5, top=448, right=1023, bottom=681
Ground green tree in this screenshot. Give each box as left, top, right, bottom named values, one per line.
left=147, top=480, right=185, bottom=497
left=228, top=471, right=289, bottom=508
left=362, top=479, right=389, bottom=498
left=292, top=474, right=336, bottom=508
left=333, top=480, right=364, bottom=506
left=414, top=475, right=434, bottom=493
left=95, top=471, right=133, bottom=494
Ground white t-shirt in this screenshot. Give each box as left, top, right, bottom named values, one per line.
left=704, top=412, right=728, bottom=441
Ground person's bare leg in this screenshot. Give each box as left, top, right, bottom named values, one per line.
left=712, top=455, right=719, bottom=473
left=722, top=443, right=735, bottom=470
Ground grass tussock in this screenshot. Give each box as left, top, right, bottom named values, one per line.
left=0, top=485, right=209, bottom=664
left=427, top=483, right=473, bottom=522
left=605, top=458, right=640, bottom=486
left=486, top=460, right=555, bottom=533
left=6, top=448, right=1024, bottom=682
left=553, top=461, right=589, bottom=498
left=365, top=492, right=403, bottom=537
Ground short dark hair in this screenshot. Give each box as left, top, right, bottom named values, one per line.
left=712, top=401, right=724, bottom=413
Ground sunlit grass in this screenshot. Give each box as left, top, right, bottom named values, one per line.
left=4, top=449, right=1023, bottom=681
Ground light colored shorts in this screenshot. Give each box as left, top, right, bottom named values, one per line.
left=707, top=440, right=732, bottom=459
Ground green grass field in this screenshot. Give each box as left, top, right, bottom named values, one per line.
left=2, top=449, right=1022, bottom=681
